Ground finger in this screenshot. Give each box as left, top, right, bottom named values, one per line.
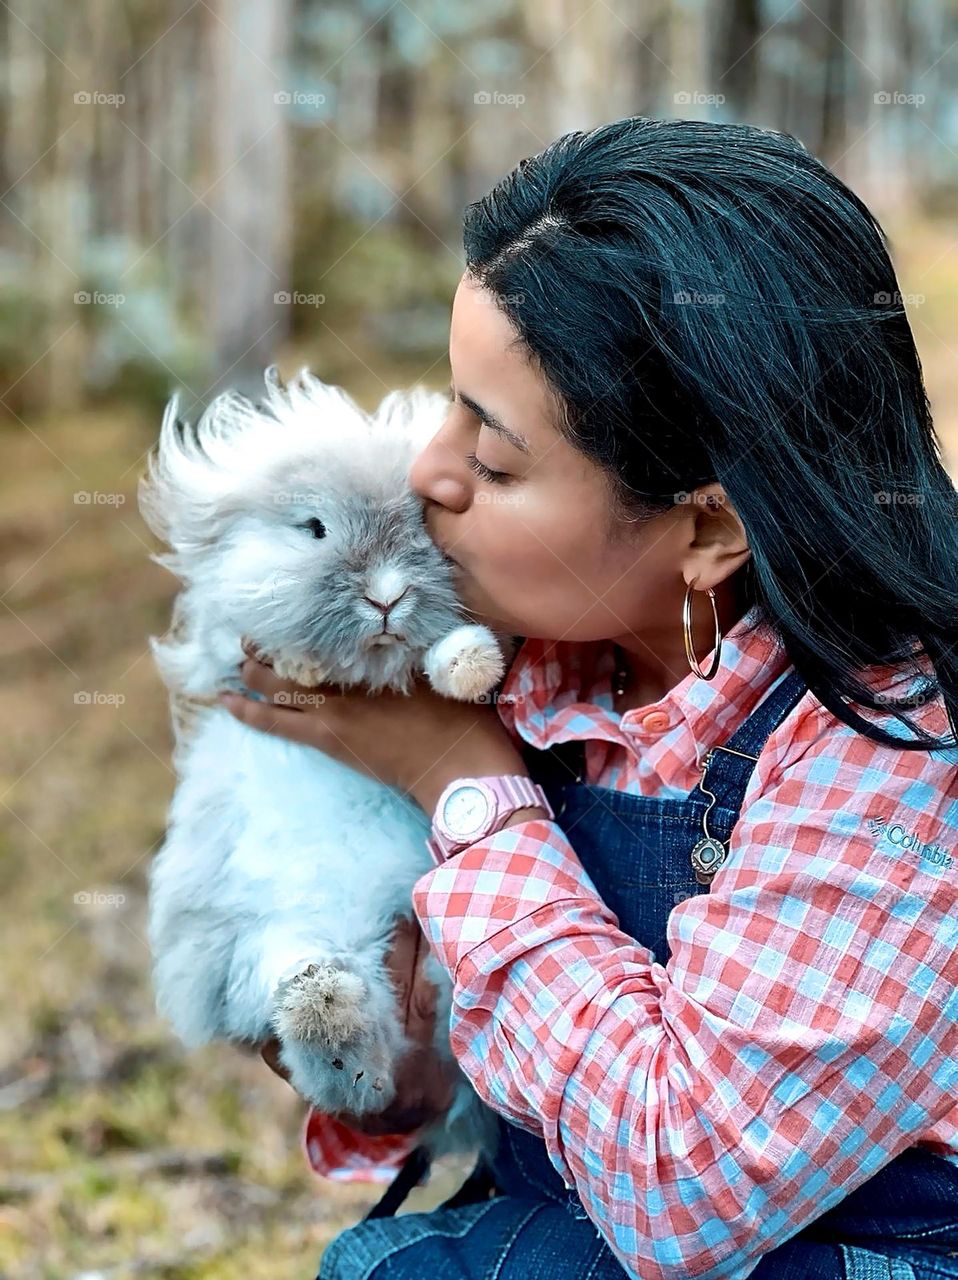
left=384, top=916, right=422, bottom=1034
left=409, top=961, right=439, bottom=1032
left=219, top=692, right=317, bottom=744
left=260, top=1038, right=292, bottom=1082
left=407, top=931, right=439, bottom=1043
left=241, top=636, right=274, bottom=667
left=238, top=661, right=334, bottom=716
left=239, top=657, right=299, bottom=701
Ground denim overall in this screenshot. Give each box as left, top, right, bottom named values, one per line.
left=319, top=667, right=958, bottom=1280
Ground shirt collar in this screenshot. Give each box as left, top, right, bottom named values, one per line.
left=498, top=603, right=793, bottom=774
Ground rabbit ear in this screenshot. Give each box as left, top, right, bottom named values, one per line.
left=138, top=367, right=369, bottom=566
left=370, top=385, right=450, bottom=452
left=138, top=390, right=256, bottom=560
left=260, top=364, right=369, bottom=437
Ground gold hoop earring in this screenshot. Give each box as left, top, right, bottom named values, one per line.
left=683, top=581, right=723, bottom=679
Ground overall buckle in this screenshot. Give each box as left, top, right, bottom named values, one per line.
left=691, top=745, right=760, bottom=884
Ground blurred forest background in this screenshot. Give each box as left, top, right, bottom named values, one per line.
left=1, top=1, right=957, bottom=1276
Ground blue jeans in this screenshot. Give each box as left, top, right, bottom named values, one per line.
left=317, top=1188, right=958, bottom=1279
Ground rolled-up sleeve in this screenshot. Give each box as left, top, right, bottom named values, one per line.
left=412, top=722, right=958, bottom=1280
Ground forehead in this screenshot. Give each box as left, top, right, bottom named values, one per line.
left=449, top=274, right=562, bottom=452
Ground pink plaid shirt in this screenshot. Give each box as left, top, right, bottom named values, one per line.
left=303, top=606, right=958, bottom=1279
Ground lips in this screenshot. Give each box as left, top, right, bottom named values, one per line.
left=424, top=512, right=459, bottom=566
left=430, top=536, right=459, bottom=568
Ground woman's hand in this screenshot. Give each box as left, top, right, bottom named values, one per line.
left=219, top=640, right=530, bottom=815
left=259, top=915, right=459, bottom=1135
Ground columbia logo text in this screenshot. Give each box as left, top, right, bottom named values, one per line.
left=866, top=815, right=952, bottom=870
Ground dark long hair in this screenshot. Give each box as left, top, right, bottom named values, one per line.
left=462, top=116, right=958, bottom=753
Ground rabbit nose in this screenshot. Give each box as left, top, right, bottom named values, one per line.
left=364, top=587, right=409, bottom=617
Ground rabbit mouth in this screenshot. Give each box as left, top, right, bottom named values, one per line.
left=367, top=632, right=403, bottom=647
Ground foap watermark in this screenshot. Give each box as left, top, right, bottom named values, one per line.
left=74, top=690, right=126, bottom=706
left=874, top=290, right=925, bottom=306
left=74, top=889, right=127, bottom=908
left=875, top=683, right=939, bottom=710
left=874, top=90, right=925, bottom=108
left=274, top=89, right=326, bottom=108
left=472, top=690, right=526, bottom=706
left=74, top=490, right=126, bottom=506
left=274, top=690, right=327, bottom=709
left=474, top=90, right=525, bottom=107
left=674, top=91, right=725, bottom=107
left=274, top=290, right=325, bottom=307
left=271, top=888, right=320, bottom=911
left=874, top=490, right=925, bottom=506
left=275, top=492, right=325, bottom=506
left=74, top=90, right=125, bottom=107
left=673, top=290, right=725, bottom=307
left=475, top=289, right=525, bottom=309
left=475, top=491, right=525, bottom=505
left=75, top=290, right=125, bottom=308
left=673, top=490, right=727, bottom=510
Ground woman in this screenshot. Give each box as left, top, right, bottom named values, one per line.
left=221, top=117, right=958, bottom=1279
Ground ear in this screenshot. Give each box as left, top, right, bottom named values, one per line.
left=678, top=484, right=751, bottom=591
left=260, top=364, right=368, bottom=437
left=370, top=385, right=450, bottom=453
left=138, top=391, right=256, bottom=558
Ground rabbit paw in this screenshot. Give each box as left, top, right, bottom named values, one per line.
left=273, top=962, right=367, bottom=1045
left=271, top=961, right=401, bottom=1114
left=425, top=625, right=505, bottom=701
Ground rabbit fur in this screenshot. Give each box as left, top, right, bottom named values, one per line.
left=139, top=366, right=511, bottom=1159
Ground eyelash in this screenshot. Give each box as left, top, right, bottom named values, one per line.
left=445, top=388, right=512, bottom=484
left=465, top=451, right=510, bottom=485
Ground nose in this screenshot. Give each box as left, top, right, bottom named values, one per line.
left=408, top=430, right=471, bottom=513
left=364, top=586, right=409, bottom=618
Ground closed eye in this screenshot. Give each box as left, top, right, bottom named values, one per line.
left=465, top=452, right=511, bottom=484
left=299, top=517, right=327, bottom=539
left=446, top=386, right=514, bottom=484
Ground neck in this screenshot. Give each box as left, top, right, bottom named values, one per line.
left=612, top=580, right=750, bottom=708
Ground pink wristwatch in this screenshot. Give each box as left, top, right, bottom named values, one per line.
left=426, top=774, right=554, bottom=864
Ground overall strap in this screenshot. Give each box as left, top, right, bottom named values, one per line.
left=696, top=667, right=809, bottom=804
left=688, top=667, right=809, bottom=882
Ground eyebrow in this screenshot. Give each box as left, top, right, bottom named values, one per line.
left=450, top=385, right=531, bottom=455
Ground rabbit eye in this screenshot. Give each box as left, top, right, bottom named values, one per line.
left=300, top=517, right=326, bottom=539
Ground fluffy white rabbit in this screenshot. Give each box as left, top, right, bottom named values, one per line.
left=139, top=366, right=511, bottom=1157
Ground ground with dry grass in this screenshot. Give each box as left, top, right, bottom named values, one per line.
left=1, top=224, right=955, bottom=1278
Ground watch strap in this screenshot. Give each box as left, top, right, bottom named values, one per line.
left=427, top=774, right=553, bottom=864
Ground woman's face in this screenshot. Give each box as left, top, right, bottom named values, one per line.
left=409, top=273, right=738, bottom=647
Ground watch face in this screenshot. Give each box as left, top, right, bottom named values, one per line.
left=441, top=784, right=490, bottom=838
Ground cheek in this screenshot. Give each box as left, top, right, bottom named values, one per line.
left=225, top=528, right=303, bottom=581
left=468, top=501, right=533, bottom=570
left=472, top=497, right=598, bottom=585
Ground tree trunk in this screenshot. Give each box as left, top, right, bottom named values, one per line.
left=207, top=0, right=291, bottom=401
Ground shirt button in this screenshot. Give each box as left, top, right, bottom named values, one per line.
left=639, top=710, right=671, bottom=733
